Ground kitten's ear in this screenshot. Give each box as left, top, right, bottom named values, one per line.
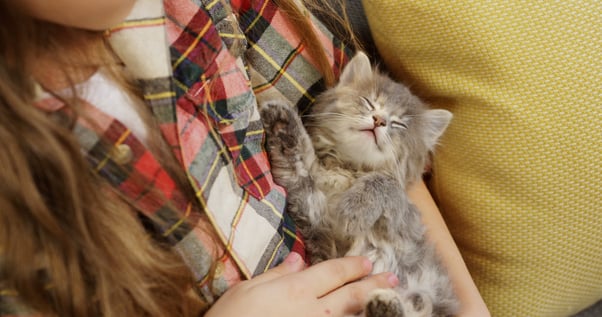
left=339, top=51, right=372, bottom=86
left=423, top=109, right=453, bottom=149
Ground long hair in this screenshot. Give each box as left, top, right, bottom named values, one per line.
left=0, top=0, right=357, bottom=316
left=0, top=3, right=206, bottom=317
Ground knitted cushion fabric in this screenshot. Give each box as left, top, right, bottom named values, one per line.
left=363, top=1, right=601, bottom=316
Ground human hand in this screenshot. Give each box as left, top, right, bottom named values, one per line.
left=205, top=252, right=399, bottom=317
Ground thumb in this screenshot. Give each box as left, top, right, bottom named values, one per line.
left=249, top=252, right=305, bottom=285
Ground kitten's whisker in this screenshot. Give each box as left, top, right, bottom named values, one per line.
left=304, top=118, right=364, bottom=126
left=302, top=112, right=364, bottom=121
left=382, top=133, right=405, bottom=186
left=303, top=123, right=330, bottom=128
left=305, top=117, right=366, bottom=126
left=302, top=112, right=350, bottom=117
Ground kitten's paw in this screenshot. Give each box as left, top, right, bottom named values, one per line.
left=260, top=102, right=294, bottom=135
left=365, top=289, right=434, bottom=317
left=260, top=102, right=304, bottom=151
left=404, top=292, right=433, bottom=317
left=365, top=289, right=404, bottom=317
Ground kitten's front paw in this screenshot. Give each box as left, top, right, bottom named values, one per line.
left=260, top=102, right=303, bottom=151
left=260, top=102, right=293, bottom=136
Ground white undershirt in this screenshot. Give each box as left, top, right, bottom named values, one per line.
left=80, top=71, right=149, bottom=144
left=37, top=70, right=149, bottom=145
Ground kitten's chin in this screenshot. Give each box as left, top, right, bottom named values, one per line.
left=358, top=154, right=393, bottom=171
left=339, top=142, right=393, bottom=171
left=327, top=129, right=393, bottom=170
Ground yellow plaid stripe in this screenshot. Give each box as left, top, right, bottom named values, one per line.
left=94, top=130, right=131, bottom=172
left=106, top=18, right=166, bottom=35
left=172, top=20, right=213, bottom=69
left=248, top=40, right=316, bottom=103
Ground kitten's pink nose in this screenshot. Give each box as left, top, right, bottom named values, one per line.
left=373, top=115, right=386, bottom=127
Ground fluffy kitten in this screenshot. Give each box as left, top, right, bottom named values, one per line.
left=261, top=52, right=458, bottom=317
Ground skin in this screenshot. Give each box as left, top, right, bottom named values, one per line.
left=206, top=254, right=399, bottom=317
left=19, top=0, right=137, bottom=30
left=20, top=1, right=490, bottom=316
left=409, top=181, right=492, bottom=317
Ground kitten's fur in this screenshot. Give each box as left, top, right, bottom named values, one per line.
left=261, top=52, right=458, bottom=317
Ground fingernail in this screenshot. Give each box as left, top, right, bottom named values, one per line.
left=387, top=273, right=399, bottom=287
left=284, top=252, right=301, bottom=264
left=363, top=258, right=373, bottom=272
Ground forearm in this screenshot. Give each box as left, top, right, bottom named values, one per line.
left=408, top=180, right=490, bottom=317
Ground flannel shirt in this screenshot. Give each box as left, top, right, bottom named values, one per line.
left=1, top=0, right=351, bottom=313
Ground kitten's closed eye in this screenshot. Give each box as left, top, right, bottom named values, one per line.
left=361, top=96, right=376, bottom=111
left=391, top=121, right=408, bottom=130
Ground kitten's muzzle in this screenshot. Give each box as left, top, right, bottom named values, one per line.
left=373, top=115, right=387, bottom=127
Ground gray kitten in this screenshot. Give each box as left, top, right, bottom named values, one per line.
left=261, top=52, right=458, bottom=317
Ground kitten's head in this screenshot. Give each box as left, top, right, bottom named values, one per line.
left=308, top=52, right=452, bottom=183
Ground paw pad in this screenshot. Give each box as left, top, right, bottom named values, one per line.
left=365, top=289, right=404, bottom=317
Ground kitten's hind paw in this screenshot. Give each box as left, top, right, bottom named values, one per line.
left=365, top=289, right=433, bottom=317
left=365, top=289, right=404, bottom=317
left=402, top=292, right=433, bottom=317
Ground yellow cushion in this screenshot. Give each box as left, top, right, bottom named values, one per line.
left=363, top=1, right=602, bottom=316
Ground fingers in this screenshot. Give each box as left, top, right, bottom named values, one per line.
left=320, top=272, right=400, bottom=316
left=250, top=252, right=305, bottom=285
left=295, top=256, right=373, bottom=296
left=238, top=255, right=399, bottom=317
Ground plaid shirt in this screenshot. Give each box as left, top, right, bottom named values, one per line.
left=1, top=0, right=351, bottom=314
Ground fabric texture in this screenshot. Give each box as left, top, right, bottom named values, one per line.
left=103, top=0, right=348, bottom=289
left=363, top=1, right=601, bottom=316
left=108, top=0, right=351, bottom=285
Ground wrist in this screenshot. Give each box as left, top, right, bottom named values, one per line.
left=456, top=305, right=491, bottom=317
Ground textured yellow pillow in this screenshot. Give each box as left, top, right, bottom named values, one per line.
left=363, top=1, right=602, bottom=316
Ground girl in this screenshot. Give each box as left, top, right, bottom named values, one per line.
left=0, top=0, right=488, bottom=316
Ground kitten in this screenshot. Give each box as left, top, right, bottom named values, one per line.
left=260, top=52, right=458, bottom=317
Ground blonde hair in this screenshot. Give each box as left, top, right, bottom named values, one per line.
left=0, top=0, right=357, bottom=316
left=0, top=2, right=207, bottom=316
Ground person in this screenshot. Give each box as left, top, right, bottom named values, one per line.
left=0, top=0, right=489, bottom=316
